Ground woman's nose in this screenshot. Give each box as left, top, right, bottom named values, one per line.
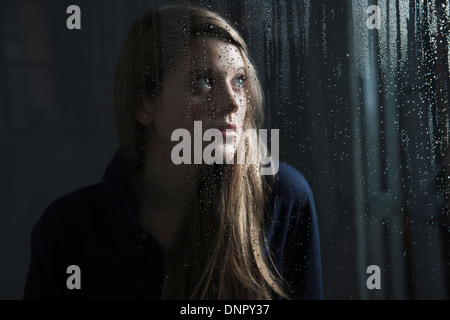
left=211, top=82, right=239, bottom=115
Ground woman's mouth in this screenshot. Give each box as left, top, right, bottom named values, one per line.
left=218, top=123, right=237, bottom=138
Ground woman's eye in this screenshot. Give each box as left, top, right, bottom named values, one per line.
left=194, top=74, right=212, bottom=88
left=233, top=75, right=246, bottom=89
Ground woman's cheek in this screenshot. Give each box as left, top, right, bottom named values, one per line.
left=187, top=98, right=208, bottom=121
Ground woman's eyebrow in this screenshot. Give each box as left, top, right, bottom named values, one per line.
left=188, top=68, right=213, bottom=80
left=190, top=66, right=246, bottom=76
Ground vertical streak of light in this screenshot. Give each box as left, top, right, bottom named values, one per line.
left=378, top=0, right=388, bottom=82
left=427, top=0, right=437, bottom=175
left=399, top=0, right=410, bottom=73
left=389, top=0, right=398, bottom=73
left=447, top=2, right=450, bottom=75
left=349, top=0, right=370, bottom=299
left=304, top=0, right=311, bottom=54
left=351, top=0, right=368, bottom=78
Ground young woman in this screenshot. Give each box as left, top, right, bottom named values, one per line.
left=24, top=5, right=323, bottom=300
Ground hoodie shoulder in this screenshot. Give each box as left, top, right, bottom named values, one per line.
left=273, top=161, right=314, bottom=204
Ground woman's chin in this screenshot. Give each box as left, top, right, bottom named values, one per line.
left=223, top=144, right=238, bottom=163
left=201, top=141, right=237, bottom=164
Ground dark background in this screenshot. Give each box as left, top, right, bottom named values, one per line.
left=1, top=0, right=448, bottom=299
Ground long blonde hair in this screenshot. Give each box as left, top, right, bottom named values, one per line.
left=113, top=5, right=290, bottom=299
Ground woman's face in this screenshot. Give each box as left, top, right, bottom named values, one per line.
left=142, top=37, right=249, bottom=164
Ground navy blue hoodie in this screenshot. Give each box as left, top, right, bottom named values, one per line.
left=23, top=150, right=323, bottom=299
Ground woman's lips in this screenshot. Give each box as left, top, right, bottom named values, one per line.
left=218, top=123, right=237, bottom=137
left=221, top=130, right=236, bottom=138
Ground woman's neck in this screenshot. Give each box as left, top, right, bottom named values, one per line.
left=137, top=150, right=198, bottom=249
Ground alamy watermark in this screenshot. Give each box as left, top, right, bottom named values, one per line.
left=66, top=265, right=81, bottom=289
left=66, top=5, right=81, bottom=30
left=171, top=121, right=279, bottom=175
left=367, top=5, right=381, bottom=29
left=66, top=5, right=380, bottom=30
left=366, top=265, right=381, bottom=290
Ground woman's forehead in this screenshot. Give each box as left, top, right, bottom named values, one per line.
left=182, top=38, right=246, bottom=73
